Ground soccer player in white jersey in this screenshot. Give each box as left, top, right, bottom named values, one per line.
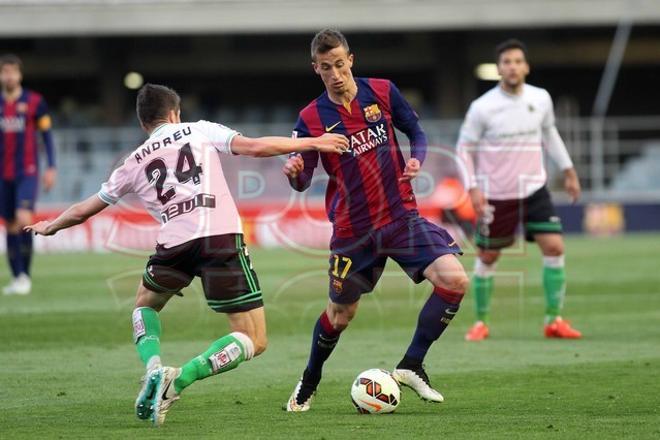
left=25, top=84, right=349, bottom=426
left=457, top=40, right=582, bottom=341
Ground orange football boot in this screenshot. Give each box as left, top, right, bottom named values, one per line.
left=465, top=321, right=490, bottom=341
left=544, top=317, right=582, bottom=339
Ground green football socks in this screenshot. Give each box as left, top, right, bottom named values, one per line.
left=472, top=259, right=496, bottom=323
left=472, top=274, right=494, bottom=323
left=543, top=256, right=567, bottom=324
left=174, top=332, right=254, bottom=394
left=132, top=307, right=162, bottom=372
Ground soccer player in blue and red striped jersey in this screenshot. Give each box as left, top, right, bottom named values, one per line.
left=283, top=29, right=470, bottom=411
left=0, top=54, right=57, bottom=295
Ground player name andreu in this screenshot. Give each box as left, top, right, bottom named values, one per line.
left=134, top=126, right=193, bottom=163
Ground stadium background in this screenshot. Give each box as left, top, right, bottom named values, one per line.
left=2, top=0, right=660, bottom=252
left=1, top=2, right=660, bottom=438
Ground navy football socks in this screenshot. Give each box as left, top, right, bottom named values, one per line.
left=20, top=231, right=33, bottom=276
left=6, top=233, right=23, bottom=277
left=306, top=311, right=341, bottom=384
left=400, top=287, right=463, bottom=366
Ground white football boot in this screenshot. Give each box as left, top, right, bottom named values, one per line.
left=150, top=366, right=181, bottom=427
left=285, top=377, right=317, bottom=412
left=3, top=273, right=31, bottom=295
left=393, top=367, right=444, bottom=403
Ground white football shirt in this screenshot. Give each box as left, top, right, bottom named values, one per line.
left=98, top=120, right=242, bottom=247
left=457, top=84, right=573, bottom=200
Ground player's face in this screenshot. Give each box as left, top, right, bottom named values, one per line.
left=497, top=48, right=529, bottom=88
left=313, top=46, right=354, bottom=95
left=0, top=63, right=22, bottom=92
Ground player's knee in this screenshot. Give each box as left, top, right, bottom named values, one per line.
left=5, top=219, right=21, bottom=234
left=479, top=251, right=500, bottom=265
left=454, top=272, right=470, bottom=293
left=252, top=334, right=268, bottom=357
left=438, top=273, right=469, bottom=297
left=14, top=210, right=33, bottom=229
left=330, top=315, right=350, bottom=332
left=135, top=286, right=168, bottom=311
left=542, top=242, right=564, bottom=257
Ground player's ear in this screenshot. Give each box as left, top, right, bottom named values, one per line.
left=348, top=53, right=354, bottom=68
left=312, top=62, right=320, bottom=75
left=167, top=109, right=179, bottom=123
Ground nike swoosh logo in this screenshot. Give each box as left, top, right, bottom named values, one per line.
left=360, top=399, right=382, bottom=411
left=445, top=308, right=457, bottom=315
left=448, top=241, right=457, bottom=247
left=161, top=380, right=173, bottom=400
left=325, top=121, right=341, bottom=132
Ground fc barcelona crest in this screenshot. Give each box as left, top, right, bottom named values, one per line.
left=363, top=104, right=382, bottom=123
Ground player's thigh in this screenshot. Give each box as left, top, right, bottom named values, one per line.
left=328, top=234, right=385, bottom=306
left=135, top=282, right=175, bottom=312
left=385, top=211, right=462, bottom=284
left=226, top=306, right=267, bottom=356
left=534, top=233, right=564, bottom=256
left=143, top=241, right=196, bottom=297
left=423, top=253, right=469, bottom=293
left=476, top=198, right=521, bottom=250
left=200, top=234, right=263, bottom=314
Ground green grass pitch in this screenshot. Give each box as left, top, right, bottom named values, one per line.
left=1, top=233, right=659, bottom=439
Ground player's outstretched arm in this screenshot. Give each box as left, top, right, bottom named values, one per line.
left=24, top=195, right=109, bottom=236
left=230, top=133, right=348, bottom=157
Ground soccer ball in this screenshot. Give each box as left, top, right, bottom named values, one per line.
left=350, top=369, right=400, bottom=414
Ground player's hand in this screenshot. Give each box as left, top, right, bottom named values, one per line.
left=313, top=133, right=350, bottom=154
left=399, top=158, right=421, bottom=182
left=283, top=154, right=305, bottom=179
left=42, top=167, right=57, bottom=192
left=469, top=187, right=487, bottom=218
left=24, top=220, right=54, bottom=236
left=563, top=167, right=581, bottom=203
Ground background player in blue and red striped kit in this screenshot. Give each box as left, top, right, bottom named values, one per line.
left=283, top=29, right=470, bottom=411
left=0, top=54, right=56, bottom=295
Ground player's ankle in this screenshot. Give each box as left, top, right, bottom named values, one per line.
left=396, top=355, right=422, bottom=371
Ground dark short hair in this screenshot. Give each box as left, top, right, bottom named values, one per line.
left=136, top=84, right=180, bottom=129
left=495, top=39, right=528, bottom=63
left=311, top=28, right=350, bottom=61
left=0, top=54, right=23, bottom=71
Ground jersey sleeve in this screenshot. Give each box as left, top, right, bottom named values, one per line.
left=97, top=159, right=135, bottom=205
left=457, top=102, right=485, bottom=145
left=542, top=91, right=556, bottom=129
left=195, top=120, right=241, bottom=155
left=456, top=102, right=485, bottom=190
left=389, top=81, right=428, bottom=163
left=289, top=116, right=319, bottom=192
left=35, top=96, right=52, bottom=131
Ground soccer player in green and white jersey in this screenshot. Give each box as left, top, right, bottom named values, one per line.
left=25, top=84, right=348, bottom=426
left=457, top=39, right=582, bottom=341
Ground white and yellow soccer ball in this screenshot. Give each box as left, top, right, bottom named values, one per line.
left=350, top=369, right=401, bottom=414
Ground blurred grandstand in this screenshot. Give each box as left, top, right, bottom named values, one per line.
left=2, top=0, right=660, bottom=235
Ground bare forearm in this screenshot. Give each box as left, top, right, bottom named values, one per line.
left=250, top=137, right=316, bottom=157
left=44, top=204, right=89, bottom=234
left=45, top=195, right=108, bottom=235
